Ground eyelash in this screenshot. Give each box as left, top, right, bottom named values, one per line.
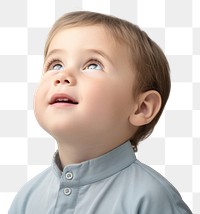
left=44, top=58, right=62, bottom=72
left=44, top=57, right=104, bottom=72
left=84, top=58, right=104, bottom=70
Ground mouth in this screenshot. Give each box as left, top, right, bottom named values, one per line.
left=49, top=93, right=78, bottom=105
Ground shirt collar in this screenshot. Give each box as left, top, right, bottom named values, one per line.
left=52, top=141, right=136, bottom=186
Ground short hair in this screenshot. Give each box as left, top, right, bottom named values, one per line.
left=44, top=11, right=171, bottom=151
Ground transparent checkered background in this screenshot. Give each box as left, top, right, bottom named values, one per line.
left=0, top=0, right=199, bottom=213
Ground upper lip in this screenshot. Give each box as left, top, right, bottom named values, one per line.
left=49, top=93, right=78, bottom=105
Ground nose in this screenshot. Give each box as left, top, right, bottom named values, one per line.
left=54, top=74, right=76, bottom=86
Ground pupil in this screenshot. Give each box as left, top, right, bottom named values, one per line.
left=89, top=64, right=97, bottom=69
left=54, top=64, right=62, bottom=70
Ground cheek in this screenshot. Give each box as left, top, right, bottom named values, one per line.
left=34, top=78, right=50, bottom=103
left=33, top=83, right=47, bottom=118
left=33, top=88, right=42, bottom=121
left=83, top=81, right=133, bottom=116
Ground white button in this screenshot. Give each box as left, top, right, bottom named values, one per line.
left=64, top=187, right=72, bottom=196
left=65, top=172, right=73, bottom=180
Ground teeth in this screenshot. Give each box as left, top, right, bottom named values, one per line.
left=56, top=98, right=69, bottom=102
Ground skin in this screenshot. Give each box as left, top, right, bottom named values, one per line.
left=34, top=25, right=161, bottom=168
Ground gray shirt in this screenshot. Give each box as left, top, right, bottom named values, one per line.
left=9, top=141, right=192, bottom=214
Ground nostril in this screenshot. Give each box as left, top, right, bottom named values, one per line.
left=65, top=79, right=70, bottom=84
left=55, top=80, right=60, bottom=84
left=54, top=77, right=74, bottom=85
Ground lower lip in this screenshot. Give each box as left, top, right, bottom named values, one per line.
left=50, top=103, right=77, bottom=107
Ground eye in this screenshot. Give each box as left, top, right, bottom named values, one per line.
left=44, top=58, right=64, bottom=72
left=83, top=59, right=103, bottom=72
left=86, top=63, right=102, bottom=70
left=52, top=63, right=64, bottom=71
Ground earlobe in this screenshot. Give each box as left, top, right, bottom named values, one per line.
left=129, top=90, right=162, bottom=127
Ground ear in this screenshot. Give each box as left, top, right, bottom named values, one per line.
left=129, top=90, right=162, bottom=126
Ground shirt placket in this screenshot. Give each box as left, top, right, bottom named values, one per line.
left=54, top=168, right=79, bottom=214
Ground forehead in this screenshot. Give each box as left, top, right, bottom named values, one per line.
left=48, top=25, right=117, bottom=51
left=49, top=25, right=131, bottom=57
left=47, top=25, right=132, bottom=65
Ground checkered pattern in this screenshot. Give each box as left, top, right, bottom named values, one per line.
left=0, top=0, right=199, bottom=213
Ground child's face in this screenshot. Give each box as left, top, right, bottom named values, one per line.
left=34, top=25, right=138, bottom=143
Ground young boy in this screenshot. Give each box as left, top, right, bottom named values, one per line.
left=9, top=11, right=192, bottom=214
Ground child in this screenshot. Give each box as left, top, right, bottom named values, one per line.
left=9, top=11, right=192, bottom=214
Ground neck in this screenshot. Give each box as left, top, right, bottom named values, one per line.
left=55, top=137, right=127, bottom=169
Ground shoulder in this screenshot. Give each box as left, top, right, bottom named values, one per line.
left=18, top=166, right=52, bottom=195
left=126, top=160, right=192, bottom=214
left=9, top=166, right=52, bottom=213
left=133, top=160, right=178, bottom=194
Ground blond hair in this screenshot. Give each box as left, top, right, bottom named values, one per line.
left=44, top=11, right=171, bottom=151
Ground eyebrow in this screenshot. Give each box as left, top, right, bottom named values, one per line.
left=45, top=49, right=65, bottom=60
left=45, top=48, right=114, bottom=65
left=84, top=49, right=114, bottom=64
